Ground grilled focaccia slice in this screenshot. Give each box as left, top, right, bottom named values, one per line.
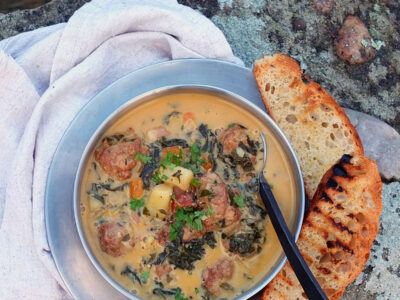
left=262, top=155, right=382, bottom=300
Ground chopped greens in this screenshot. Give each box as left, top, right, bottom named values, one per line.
left=121, top=265, right=142, bottom=285
left=175, top=289, right=188, bottom=300
left=130, top=197, right=145, bottom=211
left=152, top=171, right=162, bottom=184
left=190, top=178, right=201, bottom=187
left=190, top=142, right=202, bottom=163
left=233, top=195, right=246, bottom=207
left=166, top=232, right=215, bottom=270
left=140, top=270, right=150, bottom=282
left=134, top=153, right=152, bottom=163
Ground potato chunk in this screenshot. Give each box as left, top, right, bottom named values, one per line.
left=161, top=166, right=194, bottom=191
left=89, top=197, right=103, bottom=212
left=146, top=184, right=173, bottom=218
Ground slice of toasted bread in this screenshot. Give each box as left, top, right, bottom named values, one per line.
left=262, top=155, right=382, bottom=300
left=253, top=54, right=364, bottom=200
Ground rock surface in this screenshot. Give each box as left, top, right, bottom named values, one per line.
left=335, top=16, right=376, bottom=64
left=1, top=0, right=399, bottom=299
left=345, top=109, right=400, bottom=180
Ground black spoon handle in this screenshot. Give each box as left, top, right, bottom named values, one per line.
left=259, top=175, right=328, bottom=300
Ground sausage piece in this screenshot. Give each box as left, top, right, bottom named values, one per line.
left=182, top=171, right=241, bottom=241
left=200, top=171, right=241, bottom=232
left=202, top=257, right=235, bottom=295
left=199, top=171, right=229, bottom=221
left=94, top=138, right=142, bottom=181
left=98, top=222, right=128, bottom=257
left=155, top=264, right=173, bottom=278
left=218, top=124, right=248, bottom=155
left=173, top=186, right=196, bottom=209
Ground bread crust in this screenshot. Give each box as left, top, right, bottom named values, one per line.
left=253, top=54, right=364, bottom=200
left=262, top=155, right=382, bottom=300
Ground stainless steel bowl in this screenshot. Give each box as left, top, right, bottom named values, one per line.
left=73, top=85, right=305, bottom=299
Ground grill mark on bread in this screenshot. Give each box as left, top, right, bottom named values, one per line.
left=336, top=204, right=344, bottom=210
left=333, top=163, right=349, bottom=178
left=330, top=218, right=354, bottom=234
left=326, top=178, right=338, bottom=188
left=321, top=192, right=333, bottom=203
left=330, top=238, right=354, bottom=254
left=326, top=178, right=345, bottom=193
left=340, top=154, right=352, bottom=164
left=313, top=206, right=322, bottom=213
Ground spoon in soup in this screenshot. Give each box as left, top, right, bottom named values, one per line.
left=258, top=132, right=328, bottom=300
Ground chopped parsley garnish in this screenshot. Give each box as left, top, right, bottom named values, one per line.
left=228, top=122, right=235, bottom=128
left=130, top=197, right=146, bottom=211
left=194, top=287, right=200, bottom=294
left=189, top=143, right=201, bottom=163
left=152, top=171, right=162, bottom=184
left=233, top=195, right=246, bottom=208
left=161, top=151, right=182, bottom=170
left=169, top=222, right=180, bottom=241
left=270, top=184, right=274, bottom=189
left=190, top=178, right=201, bottom=187
left=134, top=153, right=152, bottom=163
left=169, top=207, right=214, bottom=240
left=161, top=174, right=169, bottom=181
left=184, top=142, right=206, bottom=174
left=175, top=289, right=188, bottom=300
left=183, top=162, right=201, bottom=173
left=140, top=270, right=150, bottom=282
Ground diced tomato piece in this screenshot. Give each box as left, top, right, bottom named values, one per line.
left=183, top=112, right=195, bottom=122
left=130, top=178, right=143, bottom=198
left=161, top=146, right=181, bottom=157
left=202, top=154, right=212, bottom=170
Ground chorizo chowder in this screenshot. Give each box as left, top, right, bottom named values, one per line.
left=75, top=88, right=301, bottom=300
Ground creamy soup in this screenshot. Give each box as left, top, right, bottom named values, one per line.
left=80, top=91, right=296, bottom=299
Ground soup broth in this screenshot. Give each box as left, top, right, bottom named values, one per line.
left=80, top=91, right=296, bottom=299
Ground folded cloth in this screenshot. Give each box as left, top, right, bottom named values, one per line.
left=0, top=0, right=238, bottom=298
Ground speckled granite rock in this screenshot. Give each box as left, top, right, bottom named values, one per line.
left=1, top=0, right=399, bottom=299
left=0, top=0, right=88, bottom=39
left=197, top=0, right=400, bottom=134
